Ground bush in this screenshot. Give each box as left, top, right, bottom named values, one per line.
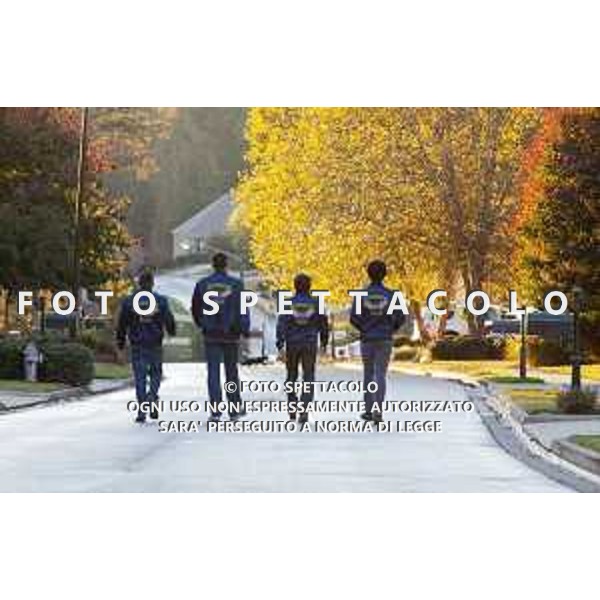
left=504, top=335, right=572, bottom=366
left=431, top=335, right=506, bottom=361
left=394, top=345, right=419, bottom=361
left=78, top=328, right=117, bottom=362
left=393, top=335, right=414, bottom=348
left=0, top=337, right=26, bottom=379
left=528, top=337, right=571, bottom=366
left=40, top=342, right=94, bottom=386
left=557, top=388, right=598, bottom=414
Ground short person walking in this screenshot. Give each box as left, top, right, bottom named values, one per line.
left=191, top=253, right=249, bottom=423
left=117, top=270, right=176, bottom=424
left=276, top=274, right=329, bottom=424
left=350, top=260, right=404, bottom=423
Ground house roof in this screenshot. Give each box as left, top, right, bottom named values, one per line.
left=172, top=190, right=234, bottom=239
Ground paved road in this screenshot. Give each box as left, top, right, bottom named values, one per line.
left=0, top=364, right=568, bottom=492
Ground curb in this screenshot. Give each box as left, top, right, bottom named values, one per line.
left=468, top=381, right=600, bottom=493
left=523, top=413, right=600, bottom=424
left=0, top=378, right=133, bottom=414
left=553, top=438, right=600, bottom=477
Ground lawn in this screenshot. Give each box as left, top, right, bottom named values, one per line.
left=390, top=360, right=600, bottom=384
left=504, top=388, right=558, bottom=414
left=0, top=380, right=65, bottom=393
left=572, top=436, right=600, bottom=454
left=537, top=364, right=600, bottom=381
left=94, top=362, right=131, bottom=380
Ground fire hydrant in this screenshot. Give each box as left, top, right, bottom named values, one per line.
left=23, top=342, right=43, bottom=383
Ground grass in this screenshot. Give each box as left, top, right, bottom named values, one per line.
left=94, top=362, right=131, bottom=380
left=390, top=359, right=600, bottom=383
left=0, top=379, right=64, bottom=393
left=485, top=375, right=545, bottom=384
left=537, top=364, right=600, bottom=381
left=572, top=436, right=600, bottom=454
left=504, top=388, right=558, bottom=414
left=166, top=296, right=192, bottom=318
left=391, top=360, right=540, bottom=382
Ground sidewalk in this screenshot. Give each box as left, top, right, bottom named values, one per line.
left=0, top=378, right=133, bottom=412
left=387, top=361, right=600, bottom=487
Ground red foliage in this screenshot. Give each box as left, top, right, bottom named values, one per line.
left=1, top=107, right=113, bottom=174
left=514, top=108, right=570, bottom=232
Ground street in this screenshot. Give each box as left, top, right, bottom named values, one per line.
left=0, top=363, right=568, bottom=492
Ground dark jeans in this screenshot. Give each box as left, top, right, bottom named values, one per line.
left=205, top=341, right=243, bottom=417
left=361, top=340, right=392, bottom=414
left=131, top=344, right=162, bottom=410
left=286, top=343, right=317, bottom=415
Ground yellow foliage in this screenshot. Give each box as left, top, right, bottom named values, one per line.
left=236, top=108, right=541, bottom=305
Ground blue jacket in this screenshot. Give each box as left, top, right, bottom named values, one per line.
left=350, top=283, right=405, bottom=342
left=276, top=293, right=329, bottom=349
left=191, top=271, right=250, bottom=341
left=116, top=290, right=176, bottom=347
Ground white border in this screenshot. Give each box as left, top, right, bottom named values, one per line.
left=3, top=1, right=599, bottom=105
left=1, top=494, right=598, bottom=599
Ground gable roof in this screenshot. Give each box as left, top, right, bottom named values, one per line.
left=172, top=190, right=234, bottom=238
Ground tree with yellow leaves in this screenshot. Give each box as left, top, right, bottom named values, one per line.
left=236, top=108, right=541, bottom=332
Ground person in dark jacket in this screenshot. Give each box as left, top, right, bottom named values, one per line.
left=350, top=260, right=404, bottom=423
left=276, top=273, right=329, bottom=423
left=191, top=253, right=249, bottom=422
left=116, top=270, right=176, bottom=423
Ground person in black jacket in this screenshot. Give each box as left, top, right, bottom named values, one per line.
left=116, top=270, right=176, bottom=423
left=191, top=253, right=250, bottom=422
left=276, top=273, right=329, bottom=423
left=350, top=260, right=404, bottom=423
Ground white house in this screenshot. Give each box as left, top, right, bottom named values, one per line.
left=171, top=190, right=235, bottom=260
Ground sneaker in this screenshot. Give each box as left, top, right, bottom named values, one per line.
left=135, top=411, right=146, bottom=424
left=288, top=412, right=297, bottom=421
left=298, top=413, right=309, bottom=425
left=360, top=411, right=373, bottom=422
left=372, top=412, right=384, bottom=424
left=208, top=413, right=222, bottom=423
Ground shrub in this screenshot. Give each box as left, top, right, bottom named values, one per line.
left=394, top=345, right=419, bottom=361
left=393, top=335, right=414, bottom=348
left=556, top=388, right=598, bottom=414
left=0, top=337, right=26, bottom=379
left=39, top=342, right=94, bottom=386
left=431, top=335, right=506, bottom=361
left=78, top=329, right=117, bottom=362
left=504, top=335, right=572, bottom=366
left=528, top=337, right=571, bottom=366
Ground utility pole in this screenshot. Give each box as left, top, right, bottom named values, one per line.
left=519, top=309, right=528, bottom=380
left=71, top=107, right=89, bottom=337
left=571, top=286, right=584, bottom=392
left=330, top=313, right=335, bottom=360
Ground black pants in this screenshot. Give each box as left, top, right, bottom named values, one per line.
left=205, top=341, right=243, bottom=417
left=286, top=343, right=317, bottom=415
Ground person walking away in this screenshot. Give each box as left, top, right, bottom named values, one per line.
left=117, top=270, right=176, bottom=424
left=276, top=273, right=329, bottom=424
left=191, top=253, right=249, bottom=423
left=350, top=260, right=404, bottom=423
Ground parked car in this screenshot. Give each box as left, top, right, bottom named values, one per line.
left=484, top=309, right=574, bottom=342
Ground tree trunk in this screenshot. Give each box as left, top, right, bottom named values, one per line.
left=411, top=300, right=431, bottom=345
left=4, top=289, right=11, bottom=331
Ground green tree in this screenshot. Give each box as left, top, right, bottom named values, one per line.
left=520, top=109, right=600, bottom=350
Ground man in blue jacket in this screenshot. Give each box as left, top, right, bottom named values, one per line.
left=191, top=253, right=249, bottom=422
left=350, top=260, right=404, bottom=423
left=117, top=270, right=176, bottom=423
left=276, top=273, right=329, bottom=423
